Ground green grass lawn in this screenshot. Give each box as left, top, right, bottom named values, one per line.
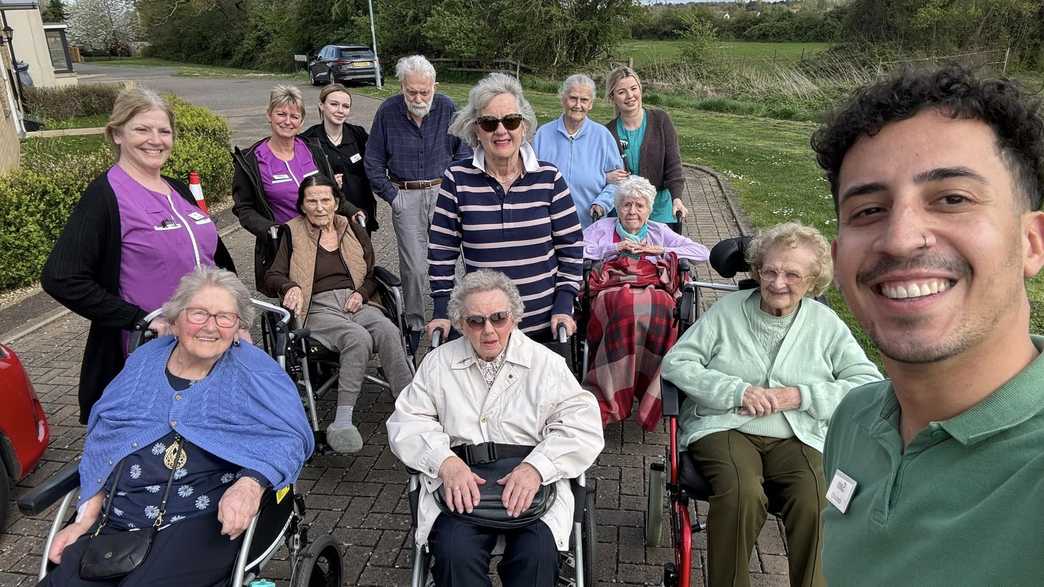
left=39, top=113, right=109, bottom=130
left=20, top=134, right=107, bottom=167
left=614, top=40, right=831, bottom=68
left=88, top=57, right=303, bottom=79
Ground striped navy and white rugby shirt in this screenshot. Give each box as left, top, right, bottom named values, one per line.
left=428, top=144, right=584, bottom=336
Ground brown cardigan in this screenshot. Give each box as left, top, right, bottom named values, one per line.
left=264, top=214, right=378, bottom=320
left=606, top=107, right=686, bottom=201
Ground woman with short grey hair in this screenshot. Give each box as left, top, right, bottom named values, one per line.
left=427, top=74, right=584, bottom=343
left=389, top=270, right=604, bottom=586
left=232, top=84, right=352, bottom=295
left=162, top=266, right=255, bottom=327
left=533, top=73, right=626, bottom=227
left=447, top=270, right=525, bottom=331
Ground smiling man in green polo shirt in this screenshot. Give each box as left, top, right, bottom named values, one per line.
left=810, top=65, right=1044, bottom=584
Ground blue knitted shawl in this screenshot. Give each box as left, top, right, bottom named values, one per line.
left=78, top=336, right=314, bottom=506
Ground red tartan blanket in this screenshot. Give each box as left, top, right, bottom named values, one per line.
left=583, top=254, right=681, bottom=430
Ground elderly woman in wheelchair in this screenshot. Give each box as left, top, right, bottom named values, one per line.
left=387, top=270, right=604, bottom=586
left=40, top=267, right=313, bottom=586
left=661, top=222, right=880, bottom=587
left=265, top=174, right=414, bottom=454
left=581, top=175, right=709, bottom=430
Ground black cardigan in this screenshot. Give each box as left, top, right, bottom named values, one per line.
left=299, top=123, right=378, bottom=233
left=41, top=172, right=235, bottom=424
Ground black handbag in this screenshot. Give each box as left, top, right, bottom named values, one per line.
left=433, top=443, right=556, bottom=530
left=79, top=436, right=182, bottom=581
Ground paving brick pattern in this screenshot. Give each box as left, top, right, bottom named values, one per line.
left=0, top=163, right=790, bottom=585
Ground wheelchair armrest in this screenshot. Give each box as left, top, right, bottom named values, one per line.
left=661, top=378, right=682, bottom=418
left=17, top=459, right=81, bottom=516
left=373, top=266, right=401, bottom=288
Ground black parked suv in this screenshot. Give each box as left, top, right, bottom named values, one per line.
left=308, top=44, right=378, bottom=86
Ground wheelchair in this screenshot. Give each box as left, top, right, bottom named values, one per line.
left=641, top=236, right=777, bottom=587
left=408, top=328, right=596, bottom=587
left=15, top=299, right=343, bottom=586
left=260, top=227, right=416, bottom=453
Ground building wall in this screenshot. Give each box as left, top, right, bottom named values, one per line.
left=8, top=7, right=74, bottom=88
left=0, top=37, right=21, bottom=173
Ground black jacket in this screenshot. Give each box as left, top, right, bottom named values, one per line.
left=41, top=172, right=235, bottom=424
left=231, top=136, right=357, bottom=295
left=299, top=123, right=378, bottom=233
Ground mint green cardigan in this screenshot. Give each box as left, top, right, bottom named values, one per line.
left=662, top=289, right=881, bottom=452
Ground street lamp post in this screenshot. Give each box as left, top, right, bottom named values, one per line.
left=367, top=0, right=381, bottom=89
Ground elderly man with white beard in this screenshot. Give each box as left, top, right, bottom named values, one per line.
left=365, top=55, right=472, bottom=350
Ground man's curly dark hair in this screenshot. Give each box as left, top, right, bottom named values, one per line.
left=811, top=64, right=1044, bottom=212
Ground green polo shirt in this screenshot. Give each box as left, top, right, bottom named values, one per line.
left=822, top=337, right=1044, bottom=586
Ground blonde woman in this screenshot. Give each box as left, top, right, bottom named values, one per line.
left=43, top=86, right=236, bottom=424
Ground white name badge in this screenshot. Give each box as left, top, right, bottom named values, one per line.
left=349, top=153, right=362, bottom=164
left=194, top=217, right=213, bottom=225
left=188, top=211, right=206, bottom=221
left=272, top=173, right=291, bottom=181
left=827, top=469, right=857, bottom=514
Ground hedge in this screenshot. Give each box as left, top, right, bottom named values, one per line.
left=22, top=83, right=123, bottom=124
left=0, top=97, right=233, bottom=291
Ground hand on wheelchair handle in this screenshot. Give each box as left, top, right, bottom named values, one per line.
left=672, top=198, right=688, bottom=220
left=147, top=317, right=171, bottom=337
left=218, top=477, right=264, bottom=541
left=426, top=319, right=451, bottom=347
left=282, top=286, right=303, bottom=317
left=439, top=456, right=485, bottom=514
left=551, top=314, right=575, bottom=337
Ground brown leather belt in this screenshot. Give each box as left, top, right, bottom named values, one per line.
left=391, top=178, right=442, bottom=190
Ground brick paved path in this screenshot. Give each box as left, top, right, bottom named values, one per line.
left=0, top=165, right=791, bottom=584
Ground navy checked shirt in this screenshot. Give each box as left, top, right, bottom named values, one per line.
left=364, top=93, right=472, bottom=203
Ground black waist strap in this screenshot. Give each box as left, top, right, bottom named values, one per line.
left=451, top=443, right=534, bottom=466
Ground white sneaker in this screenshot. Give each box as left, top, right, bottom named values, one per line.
left=326, top=422, right=363, bottom=453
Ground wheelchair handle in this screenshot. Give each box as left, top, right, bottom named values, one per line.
left=129, top=309, right=164, bottom=353
left=431, top=327, right=445, bottom=348
left=591, top=206, right=604, bottom=222
left=557, top=323, right=569, bottom=344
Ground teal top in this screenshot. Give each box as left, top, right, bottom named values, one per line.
left=661, top=288, right=881, bottom=451
left=735, top=292, right=798, bottom=439
left=616, top=112, right=673, bottom=223
left=822, top=336, right=1044, bottom=586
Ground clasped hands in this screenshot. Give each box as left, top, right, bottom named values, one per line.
left=740, top=385, right=801, bottom=417
left=438, top=455, right=543, bottom=518
left=616, top=240, right=664, bottom=256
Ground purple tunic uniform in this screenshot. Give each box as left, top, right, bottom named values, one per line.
left=255, top=138, right=320, bottom=223
left=110, top=165, right=218, bottom=336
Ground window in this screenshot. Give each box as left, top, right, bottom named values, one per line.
left=43, top=26, right=73, bottom=73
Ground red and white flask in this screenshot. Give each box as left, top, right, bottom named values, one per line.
left=188, top=171, right=208, bottom=214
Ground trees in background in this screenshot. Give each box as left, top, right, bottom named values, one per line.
left=135, top=0, right=634, bottom=73
left=67, top=0, right=138, bottom=56
left=41, top=0, right=67, bottom=23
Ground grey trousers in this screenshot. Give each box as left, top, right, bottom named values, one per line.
left=390, top=185, right=440, bottom=331
left=306, top=289, right=414, bottom=407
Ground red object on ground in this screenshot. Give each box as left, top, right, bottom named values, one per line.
left=188, top=170, right=208, bottom=214
left=0, top=343, right=50, bottom=528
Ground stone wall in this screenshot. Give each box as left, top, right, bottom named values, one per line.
left=0, top=42, right=21, bottom=173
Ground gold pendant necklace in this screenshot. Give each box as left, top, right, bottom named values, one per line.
left=163, top=437, right=188, bottom=470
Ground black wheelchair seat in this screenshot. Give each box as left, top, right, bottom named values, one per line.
left=677, top=451, right=713, bottom=500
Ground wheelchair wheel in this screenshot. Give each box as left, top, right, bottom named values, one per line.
left=646, top=461, right=665, bottom=547
left=291, top=533, right=343, bottom=587
left=582, top=480, right=596, bottom=585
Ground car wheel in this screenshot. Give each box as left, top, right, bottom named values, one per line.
left=309, top=70, right=320, bottom=86
left=0, top=463, right=9, bottom=531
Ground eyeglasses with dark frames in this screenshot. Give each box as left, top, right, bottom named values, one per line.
left=463, top=311, right=512, bottom=330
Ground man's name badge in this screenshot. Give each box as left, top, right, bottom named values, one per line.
left=827, top=469, right=857, bottom=514
left=349, top=153, right=362, bottom=163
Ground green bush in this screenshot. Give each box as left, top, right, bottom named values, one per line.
left=0, top=98, right=233, bottom=291
left=22, top=83, right=123, bottom=123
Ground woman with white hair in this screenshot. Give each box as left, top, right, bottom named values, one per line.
left=388, top=270, right=603, bottom=586
left=232, top=84, right=356, bottom=295
left=531, top=74, right=626, bottom=227
left=426, top=73, right=584, bottom=343
left=581, top=175, right=709, bottom=429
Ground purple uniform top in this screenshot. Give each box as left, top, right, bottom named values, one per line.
left=255, top=138, right=320, bottom=223
left=110, top=164, right=218, bottom=334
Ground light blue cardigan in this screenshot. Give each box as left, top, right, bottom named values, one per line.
left=662, top=289, right=882, bottom=451
left=78, top=336, right=314, bottom=506
left=532, top=116, right=624, bottom=228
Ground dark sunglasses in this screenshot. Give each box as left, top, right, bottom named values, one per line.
left=476, top=114, right=524, bottom=133
left=463, top=311, right=511, bottom=330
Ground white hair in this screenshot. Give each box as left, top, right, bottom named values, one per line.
left=614, top=175, right=657, bottom=210
left=559, top=74, right=597, bottom=101
left=395, top=55, right=437, bottom=83
left=447, top=270, right=525, bottom=331
left=161, top=266, right=254, bottom=326
left=448, top=73, right=537, bottom=148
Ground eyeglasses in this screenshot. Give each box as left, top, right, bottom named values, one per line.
left=476, top=114, right=524, bottom=133
left=183, top=307, right=240, bottom=328
left=463, top=311, right=512, bottom=330
left=758, top=269, right=810, bottom=285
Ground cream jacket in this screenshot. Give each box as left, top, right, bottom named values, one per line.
left=387, top=330, right=604, bottom=549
